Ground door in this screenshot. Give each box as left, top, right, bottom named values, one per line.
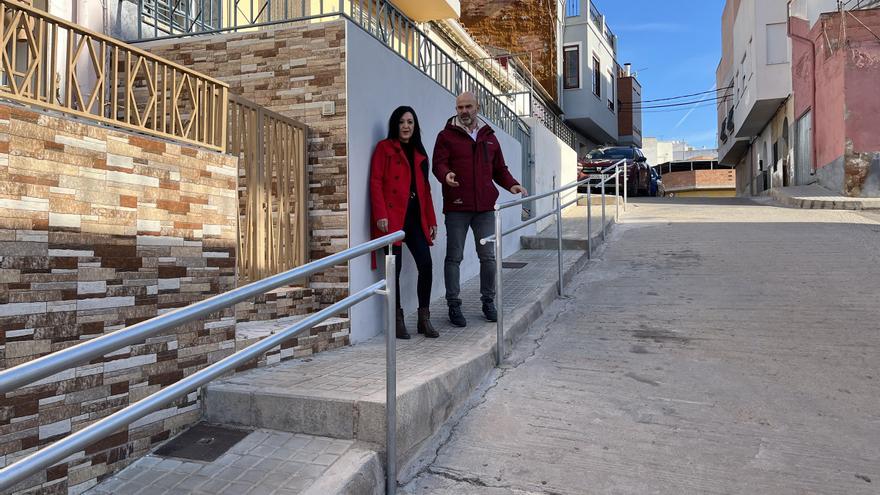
left=795, top=111, right=812, bottom=185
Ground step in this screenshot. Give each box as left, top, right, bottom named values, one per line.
left=86, top=429, right=383, bottom=495
left=521, top=204, right=615, bottom=251
left=203, top=248, right=595, bottom=472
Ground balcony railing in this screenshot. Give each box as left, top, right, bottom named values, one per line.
left=0, top=0, right=228, bottom=151
left=589, top=1, right=602, bottom=29
left=134, top=0, right=530, bottom=147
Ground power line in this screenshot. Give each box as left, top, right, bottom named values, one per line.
left=634, top=85, right=733, bottom=104
left=637, top=101, right=730, bottom=113
left=622, top=95, right=732, bottom=110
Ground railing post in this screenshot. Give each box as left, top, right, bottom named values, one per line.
left=623, top=161, right=628, bottom=211
left=555, top=184, right=564, bottom=297
left=615, top=166, right=620, bottom=222
left=384, top=254, right=397, bottom=495
left=601, top=176, right=607, bottom=242
left=494, top=208, right=504, bottom=366
left=587, top=184, right=592, bottom=260
left=553, top=182, right=565, bottom=297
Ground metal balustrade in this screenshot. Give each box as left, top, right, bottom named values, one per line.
left=0, top=232, right=406, bottom=495
left=134, top=0, right=532, bottom=149
left=0, top=0, right=229, bottom=151
left=480, top=159, right=625, bottom=364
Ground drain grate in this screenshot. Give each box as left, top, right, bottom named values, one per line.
left=502, top=262, right=528, bottom=269
left=154, top=423, right=251, bottom=462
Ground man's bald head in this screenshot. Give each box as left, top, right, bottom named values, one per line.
left=455, top=92, right=480, bottom=130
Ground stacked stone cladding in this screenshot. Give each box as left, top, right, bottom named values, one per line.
left=0, top=103, right=239, bottom=494
left=147, top=21, right=351, bottom=355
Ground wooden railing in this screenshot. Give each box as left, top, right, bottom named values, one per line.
left=228, top=96, right=308, bottom=283
left=0, top=0, right=228, bottom=151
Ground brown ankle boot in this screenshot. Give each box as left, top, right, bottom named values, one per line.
left=417, top=308, right=439, bottom=338
left=396, top=309, right=411, bottom=340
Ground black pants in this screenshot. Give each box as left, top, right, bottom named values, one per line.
left=393, top=203, right=432, bottom=310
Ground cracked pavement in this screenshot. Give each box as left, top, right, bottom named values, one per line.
left=400, top=198, right=880, bottom=495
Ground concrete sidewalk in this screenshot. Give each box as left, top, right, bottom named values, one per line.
left=88, top=212, right=616, bottom=495
left=769, top=184, right=880, bottom=210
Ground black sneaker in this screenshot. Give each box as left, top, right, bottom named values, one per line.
left=448, top=306, right=467, bottom=327
left=482, top=302, right=498, bottom=322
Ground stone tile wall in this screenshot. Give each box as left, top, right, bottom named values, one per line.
left=0, top=103, right=239, bottom=494
left=146, top=20, right=350, bottom=307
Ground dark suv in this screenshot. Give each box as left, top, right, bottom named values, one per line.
left=577, top=146, right=650, bottom=196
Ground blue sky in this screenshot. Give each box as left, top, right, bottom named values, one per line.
left=592, top=0, right=724, bottom=149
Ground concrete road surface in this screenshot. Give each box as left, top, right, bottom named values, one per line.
left=401, top=197, right=880, bottom=495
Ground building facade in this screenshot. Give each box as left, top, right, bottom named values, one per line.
left=561, top=0, right=620, bottom=152
left=790, top=3, right=880, bottom=196
left=617, top=64, right=643, bottom=149
left=716, top=0, right=839, bottom=195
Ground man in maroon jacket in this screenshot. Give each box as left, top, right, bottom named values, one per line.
left=433, top=92, right=527, bottom=327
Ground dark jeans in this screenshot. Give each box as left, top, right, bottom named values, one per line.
left=444, top=211, right=495, bottom=307
left=392, top=222, right=432, bottom=311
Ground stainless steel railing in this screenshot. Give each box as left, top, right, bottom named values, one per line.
left=479, top=159, right=625, bottom=364
left=0, top=232, right=405, bottom=495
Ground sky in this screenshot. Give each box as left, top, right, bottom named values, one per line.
left=592, top=0, right=724, bottom=149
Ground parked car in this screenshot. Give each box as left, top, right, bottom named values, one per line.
left=577, top=146, right=650, bottom=196
left=649, top=167, right=664, bottom=197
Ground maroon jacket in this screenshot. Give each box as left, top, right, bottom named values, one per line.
left=369, top=138, right=437, bottom=254
left=432, top=117, right=519, bottom=213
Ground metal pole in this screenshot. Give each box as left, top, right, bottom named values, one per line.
left=555, top=188, right=564, bottom=297
left=587, top=185, right=592, bottom=259
left=615, top=166, right=620, bottom=222
left=385, top=254, right=397, bottom=495
left=623, top=161, right=628, bottom=211
left=601, top=176, right=607, bottom=242
left=494, top=208, right=504, bottom=366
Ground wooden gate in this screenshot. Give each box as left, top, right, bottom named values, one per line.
left=228, top=95, right=308, bottom=283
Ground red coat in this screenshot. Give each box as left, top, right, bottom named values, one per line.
left=432, top=117, right=520, bottom=213
left=370, top=139, right=437, bottom=263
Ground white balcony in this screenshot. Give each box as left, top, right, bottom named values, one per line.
left=391, top=0, right=459, bottom=22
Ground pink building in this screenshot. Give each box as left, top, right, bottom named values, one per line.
left=790, top=7, right=880, bottom=197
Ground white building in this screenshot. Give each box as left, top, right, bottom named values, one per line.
left=561, top=0, right=619, bottom=154
left=717, top=0, right=836, bottom=194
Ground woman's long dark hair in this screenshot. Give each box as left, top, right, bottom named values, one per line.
left=387, top=106, right=427, bottom=157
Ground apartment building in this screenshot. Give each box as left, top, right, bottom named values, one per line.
left=617, top=63, right=643, bottom=149
left=457, top=1, right=642, bottom=157
left=561, top=0, right=620, bottom=152
left=789, top=1, right=880, bottom=196
left=716, top=0, right=837, bottom=195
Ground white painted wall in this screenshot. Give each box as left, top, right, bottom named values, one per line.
left=346, top=23, right=532, bottom=343
left=525, top=117, right=578, bottom=231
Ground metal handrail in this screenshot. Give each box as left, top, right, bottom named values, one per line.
left=0, top=232, right=405, bottom=495
left=478, top=159, right=624, bottom=364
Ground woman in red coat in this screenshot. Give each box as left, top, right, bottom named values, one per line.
left=370, top=106, right=439, bottom=339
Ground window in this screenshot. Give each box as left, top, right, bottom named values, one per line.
left=592, top=56, right=601, bottom=97
left=766, top=23, right=789, bottom=64
left=566, top=0, right=579, bottom=17
left=563, top=45, right=580, bottom=89
left=586, top=147, right=634, bottom=160
left=607, top=69, right=615, bottom=112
